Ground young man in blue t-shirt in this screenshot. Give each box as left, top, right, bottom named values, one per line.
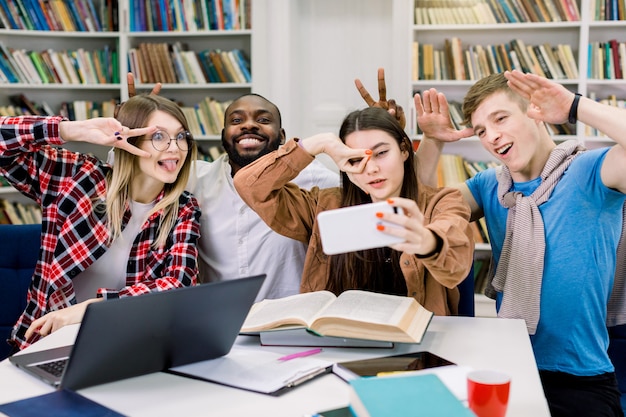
left=415, top=70, right=625, bottom=417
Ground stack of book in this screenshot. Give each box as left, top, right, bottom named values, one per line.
left=591, top=0, right=626, bottom=20
left=414, top=0, right=580, bottom=25
left=128, top=42, right=251, bottom=85
left=0, top=0, right=113, bottom=31
left=588, top=39, right=626, bottom=80
left=0, top=43, right=119, bottom=85
left=0, top=199, right=42, bottom=225
left=412, top=37, right=578, bottom=81
left=585, top=93, right=626, bottom=137
left=0, top=94, right=119, bottom=121
left=129, top=0, right=251, bottom=31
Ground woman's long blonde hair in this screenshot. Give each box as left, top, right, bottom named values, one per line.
left=106, top=94, right=197, bottom=248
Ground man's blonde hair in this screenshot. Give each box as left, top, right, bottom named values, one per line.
left=462, top=73, right=528, bottom=127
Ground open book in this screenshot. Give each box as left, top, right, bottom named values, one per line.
left=240, top=290, right=434, bottom=344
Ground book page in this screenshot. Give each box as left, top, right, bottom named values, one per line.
left=309, top=290, right=433, bottom=343
left=314, top=290, right=414, bottom=326
left=240, top=291, right=336, bottom=332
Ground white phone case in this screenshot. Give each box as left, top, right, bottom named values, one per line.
left=317, top=201, right=404, bottom=255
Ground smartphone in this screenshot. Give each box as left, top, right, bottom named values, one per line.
left=332, top=351, right=456, bottom=382
left=317, top=201, right=404, bottom=255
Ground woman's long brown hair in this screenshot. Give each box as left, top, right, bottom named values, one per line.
left=326, top=107, right=418, bottom=296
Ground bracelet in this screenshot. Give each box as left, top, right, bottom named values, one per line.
left=568, top=93, right=582, bottom=124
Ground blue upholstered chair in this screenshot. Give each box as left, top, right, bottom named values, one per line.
left=457, top=263, right=475, bottom=317
left=0, top=224, right=40, bottom=360
left=608, top=324, right=626, bottom=413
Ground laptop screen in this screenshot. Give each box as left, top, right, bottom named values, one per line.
left=10, top=275, right=266, bottom=390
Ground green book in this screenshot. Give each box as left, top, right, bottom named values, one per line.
left=349, top=373, right=474, bottom=417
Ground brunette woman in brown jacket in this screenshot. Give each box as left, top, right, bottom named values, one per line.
left=234, top=107, right=474, bottom=315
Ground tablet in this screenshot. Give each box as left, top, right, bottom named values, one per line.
left=332, top=351, right=455, bottom=381
left=317, top=201, right=404, bottom=255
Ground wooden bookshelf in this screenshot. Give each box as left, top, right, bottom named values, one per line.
left=390, top=0, right=626, bottom=296
left=402, top=0, right=626, bottom=148
left=0, top=0, right=253, bottom=142
left=0, top=0, right=253, bottom=206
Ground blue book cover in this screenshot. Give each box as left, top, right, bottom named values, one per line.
left=0, top=0, right=19, bottom=28
left=65, top=0, right=87, bottom=31
left=137, top=0, right=146, bottom=31
left=0, top=389, right=125, bottom=417
left=207, top=0, right=217, bottom=30
left=157, top=0, right=168, bottom=30
left=199, top=50, right=220, bottom=82
left=22, top=0, right=46, bottom=30
left=349, top=373, right=474, bottom=417
left=232, top=49, right=251, bottom=82
left=12, top=0, right=34, bottom=29
left=196, top=51, right=213, bottom=82
left=498, top=0, right=519, bottom=22
left=0, top=54, right=18, bottom=82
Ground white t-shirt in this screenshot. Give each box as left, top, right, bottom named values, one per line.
left=73, top=200, right=155, bottom=303
left=187, top=154, right=339, bottom=301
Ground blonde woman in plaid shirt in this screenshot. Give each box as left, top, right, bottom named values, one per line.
left=0, top=94, right=201, bottom=352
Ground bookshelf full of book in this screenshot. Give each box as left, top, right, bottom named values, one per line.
left=406, top=0, right=626, bottom=151
left=398, top=0, right=626, bottom=308
left=0, top=0, right=254, bottom=216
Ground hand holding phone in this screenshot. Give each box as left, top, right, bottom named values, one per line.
left=317, top=201, right=404, bottom=255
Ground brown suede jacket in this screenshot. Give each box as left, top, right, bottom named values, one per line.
left=234, top=139, right=475, bottom=315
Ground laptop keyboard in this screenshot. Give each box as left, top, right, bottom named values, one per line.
left=36, top=359, right=67, bottom=377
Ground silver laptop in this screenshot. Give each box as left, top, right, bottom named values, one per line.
left=9, top=274, right=265, bottom=390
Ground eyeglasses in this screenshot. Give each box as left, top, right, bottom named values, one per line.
left=143, top=130, right=193, bottom=151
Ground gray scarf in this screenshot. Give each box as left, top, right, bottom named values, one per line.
left=490, top=140, right=585, bottom=334
left=608, top=205, right=626, bottom=327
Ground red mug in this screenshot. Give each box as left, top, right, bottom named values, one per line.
left=467, top=370, right=511, bottom=417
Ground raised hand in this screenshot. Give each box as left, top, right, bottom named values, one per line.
left=59, top=118, right=154, bottom=158
left=127, top=72, right=162, bottom=98
left=504, top=70, right=573, bottom=125
left=414, top=88, right=474, bottom=143
left=355, top=68, right=406, bottom=129
left=299, top=133, right=371, bottom=174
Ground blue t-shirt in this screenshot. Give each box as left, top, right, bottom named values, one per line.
left=467, top=148, right=625, bottom=376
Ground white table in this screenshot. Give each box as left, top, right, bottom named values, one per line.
left=0, top=316, right=550, bottom=417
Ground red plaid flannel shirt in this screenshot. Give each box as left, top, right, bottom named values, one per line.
left=0, top=116, right=201, bottom=350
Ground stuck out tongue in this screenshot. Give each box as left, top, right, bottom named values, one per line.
left=160, top=160, right=178, bottom=171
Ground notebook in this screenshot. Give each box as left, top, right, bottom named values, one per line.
left=169, top=346, right=333, bottom=396
left=9, top=274, right=266, bottom=391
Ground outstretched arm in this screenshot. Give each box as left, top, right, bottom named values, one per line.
left=25, top=299, right=103, bottom=339
left=355, top=68, right=406, bottom=129
left=414, top=89, right=474, bottom=187
left=505, top=70, right=626, bottom=193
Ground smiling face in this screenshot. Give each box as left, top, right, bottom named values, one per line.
left=221, top=95, right=285, bottom=174
left=132, top=110, right=188, bottom=202
left=344, top=129, right=409, bottom=202
left=471, top=91, right=554, bottom=182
